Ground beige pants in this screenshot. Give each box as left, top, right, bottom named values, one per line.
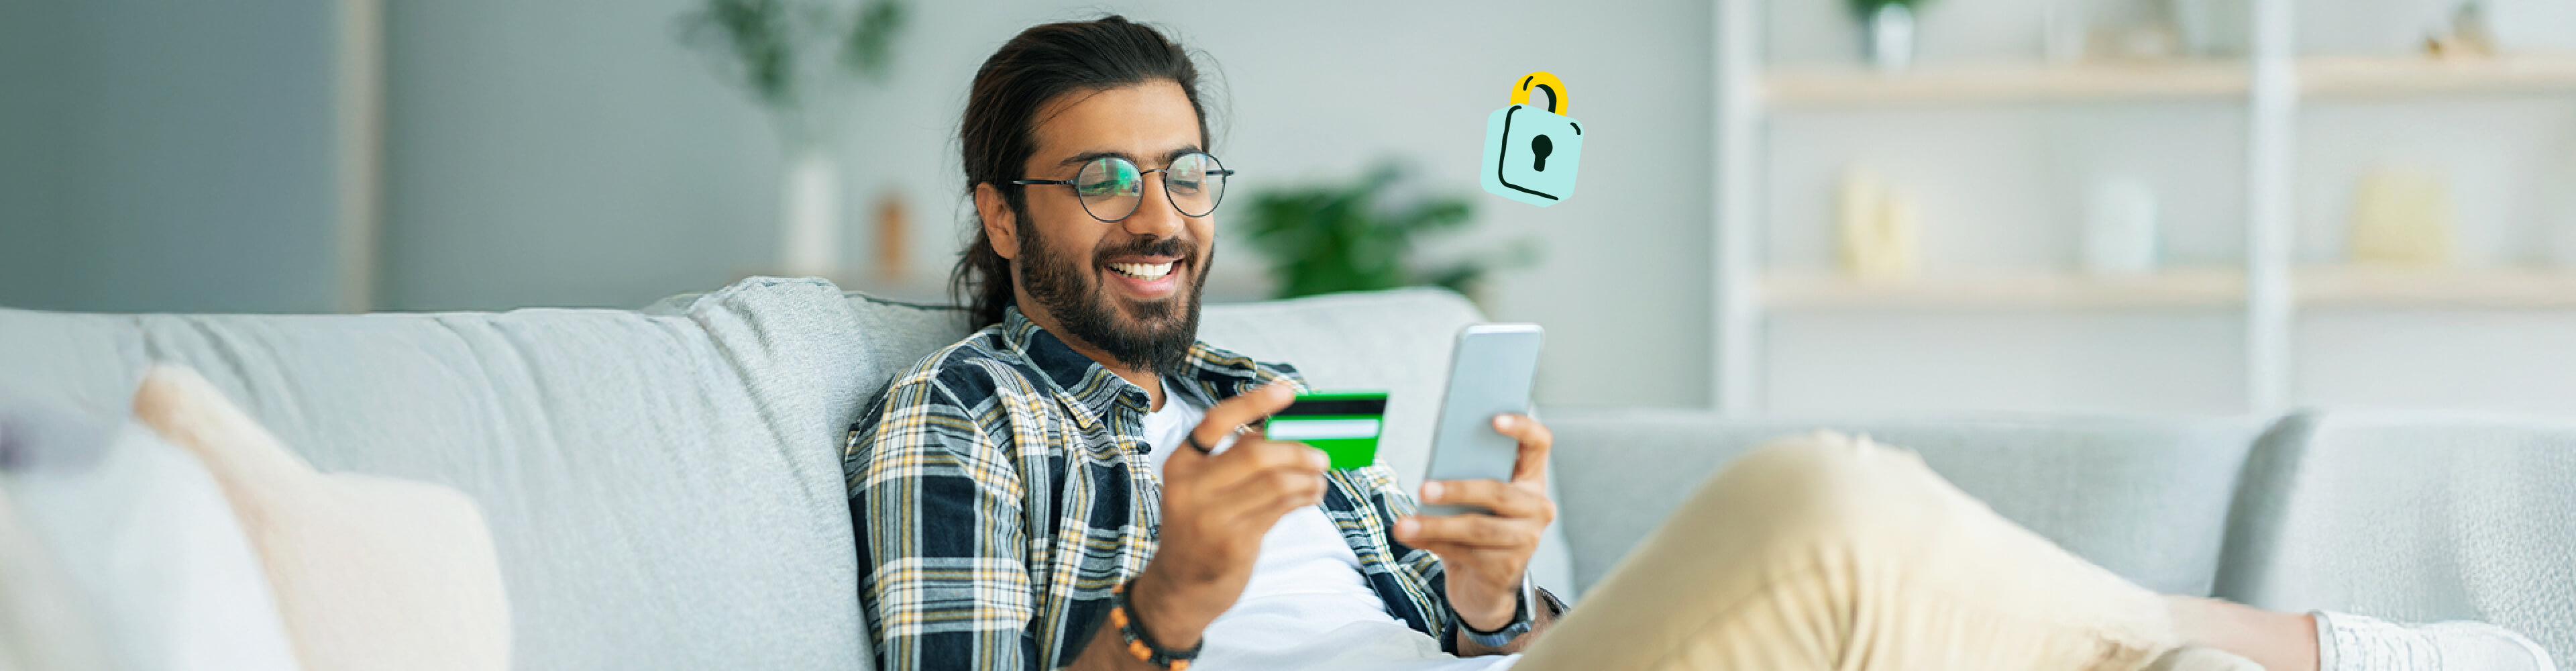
left=1517, top=431, right=2183, bottom=671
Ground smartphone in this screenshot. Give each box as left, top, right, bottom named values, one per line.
left=1417, top=323, right=1544, bottom=517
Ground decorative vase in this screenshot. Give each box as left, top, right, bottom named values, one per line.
left=873, top=189, right=910, bottom=285
left=780, top=148, right=843, bottom=277
left=1866, top=4, right=1917, bottom=73
left=1839, top=169, right=1919, bottom=281
left=2348, top=167, right=2455, bottom=268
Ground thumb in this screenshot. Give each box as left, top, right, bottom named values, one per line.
left=1187, top=381, right=1297, bottom=458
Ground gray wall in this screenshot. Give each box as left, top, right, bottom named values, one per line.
left=377, top=0, right=1717, bottom=407
left=380, top=0, right=776, bottom=311
left=835, top=1, right=1718, bottom=409
left=0, top=0, right=69, bottom=309
left=0, top=0, right=342, bottom=314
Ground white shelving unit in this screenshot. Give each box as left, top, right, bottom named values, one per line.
left=1765, top=61, right=2251, bottom=107
left=1709, top=0, right=2576, bottom=417
left=2297, top=266, right=2576, bottom=309
left=1763, top=268, right=2247, bottom=310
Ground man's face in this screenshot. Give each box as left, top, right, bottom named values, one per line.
left=1006, top=81, right=1215, bottom=374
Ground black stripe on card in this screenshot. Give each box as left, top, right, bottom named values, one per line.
left=1277, top=398, right=1388, bottom=417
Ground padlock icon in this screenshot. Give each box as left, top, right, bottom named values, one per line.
left=1481, top=71, right=1585, bottom=207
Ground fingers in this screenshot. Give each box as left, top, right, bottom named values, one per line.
left=1179, top=436, right=1330, bottom=527
left=1491, top=413, right=1554, bottom=486
left=1419, top=478, right=1552, bottom=519
left=1393, top=512, right=1542, bottom=550
left=1201, top=437, right=1328, bottom=491
left=1193, top=382, right=1297, bottom=451
left=1164, top=382, right=1297, bottom=480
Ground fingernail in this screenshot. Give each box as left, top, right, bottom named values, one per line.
left=1308, top=450, right=1330, bottom=470
left=1420, top=481, right=1443, bottom=503
left=1394, top=519, right=1416, bottom=536
left=1495, top=415, right=1517, bottom=429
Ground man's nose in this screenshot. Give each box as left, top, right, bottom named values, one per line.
left=1122, top=172, right=1187, bottom=239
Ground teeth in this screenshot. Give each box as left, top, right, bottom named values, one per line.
left=1110, top=262, right=1173, bottom=279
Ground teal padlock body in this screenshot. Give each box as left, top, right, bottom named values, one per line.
left=1480, top=104, right=1584, bottom=207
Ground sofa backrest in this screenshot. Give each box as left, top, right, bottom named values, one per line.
left=0, top=276, right=910, bottom=669
left=1544, top=411, right=2272, bottom=599
left=2215, top=411, right=2576, bottom=663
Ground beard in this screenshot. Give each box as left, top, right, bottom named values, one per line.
left=1016, top=223, right=1210, bottom=376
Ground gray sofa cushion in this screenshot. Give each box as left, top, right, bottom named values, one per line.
left=1545, top=411, right=2270, bottom=599
left=2215, top=411, right=2576, bottom=662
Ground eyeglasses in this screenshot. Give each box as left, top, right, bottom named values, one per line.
left=1010, top=152, right=1234, bottom=223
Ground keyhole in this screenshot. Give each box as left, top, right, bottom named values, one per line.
left=1529, top=134, right=1554, bottom=171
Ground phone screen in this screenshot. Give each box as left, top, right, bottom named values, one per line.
left=1418, top=323, right=1544, bottom=517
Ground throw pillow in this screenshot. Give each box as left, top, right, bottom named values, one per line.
left=0, top=394, right=299, bottom=670
left=129, top=364, right=511, bottom=671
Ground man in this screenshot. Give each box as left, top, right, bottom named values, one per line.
left=843, top=15, right=2556, bottom=671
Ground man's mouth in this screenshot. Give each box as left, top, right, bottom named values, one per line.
left=1108, top=261, right=1174, bottom=280
left=1098, top=254, right=1187, bottom=299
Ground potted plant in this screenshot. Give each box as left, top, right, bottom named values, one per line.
left=680, top=0, right=907, bottom=276
left=1239, top=162, right=1536, bottom=303
left=1850, top=0, right=1925, bottom=72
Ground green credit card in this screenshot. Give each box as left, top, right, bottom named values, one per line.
left=1268, top=391, right=1388, bottom=470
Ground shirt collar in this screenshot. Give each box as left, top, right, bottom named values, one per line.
left=998, top=306, right=1295, bottom=429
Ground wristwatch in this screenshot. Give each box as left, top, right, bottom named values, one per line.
left=1454, top=580, right=1550, bottom=648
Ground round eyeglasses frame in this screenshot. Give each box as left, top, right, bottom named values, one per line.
left=1009, top=152, right=1234, bottom=223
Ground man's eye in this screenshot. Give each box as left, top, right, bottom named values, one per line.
left=1169, top=178, right=1202, bottom=194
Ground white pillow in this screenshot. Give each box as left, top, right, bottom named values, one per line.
left=0, top=397, right=300, bottom=671
left=129, top=364, right=511, bottom=671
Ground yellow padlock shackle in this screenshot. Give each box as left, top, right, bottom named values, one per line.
left=1509, top=71, right=1570, bottom=115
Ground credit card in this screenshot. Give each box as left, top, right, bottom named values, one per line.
left=1267, top=391, right=1389, bottom=470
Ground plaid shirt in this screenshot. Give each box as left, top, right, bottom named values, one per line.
left=844, top=307, right=1458, bottom=670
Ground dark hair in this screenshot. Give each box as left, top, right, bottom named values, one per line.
left=952, top=15, right=1212, bottom=330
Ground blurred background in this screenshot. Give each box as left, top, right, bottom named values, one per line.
left=3, top=0, right=2573, bottom=415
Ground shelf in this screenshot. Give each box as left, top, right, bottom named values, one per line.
left=2297, top=266, right=2576, bottom=308
left=1762, top=268, right=2247, bottom=310
left=1764, top=62, right=2250, bottom=107
left=2301, top=54, right=2576, bottom=99
left=1759, top=56, right=2576, bottom=107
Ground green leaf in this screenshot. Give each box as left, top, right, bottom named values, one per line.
left=840, top=0, right=907, bottom=81
left=1238, top=159, right=1534, bottom=305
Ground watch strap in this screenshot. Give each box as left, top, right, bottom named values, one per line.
left=1454, top=580, right=1537, bottom=648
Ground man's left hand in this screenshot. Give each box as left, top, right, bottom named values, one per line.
left=1393, top=413, right=1556, bottom=636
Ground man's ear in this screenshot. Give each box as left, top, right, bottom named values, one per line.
left=973, top=182, right=1021, bottom=260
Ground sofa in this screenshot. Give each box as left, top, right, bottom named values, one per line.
left=1, top=277, right=2568, bottom=668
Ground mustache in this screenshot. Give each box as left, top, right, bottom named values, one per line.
left=1092, top=234, right=1197, bottom=264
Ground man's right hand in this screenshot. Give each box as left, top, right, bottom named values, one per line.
left=1125, top=381, right=1327, bottom=651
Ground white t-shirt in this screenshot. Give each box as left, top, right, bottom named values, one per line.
left=1138, top=380, right=1516, bottom=671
